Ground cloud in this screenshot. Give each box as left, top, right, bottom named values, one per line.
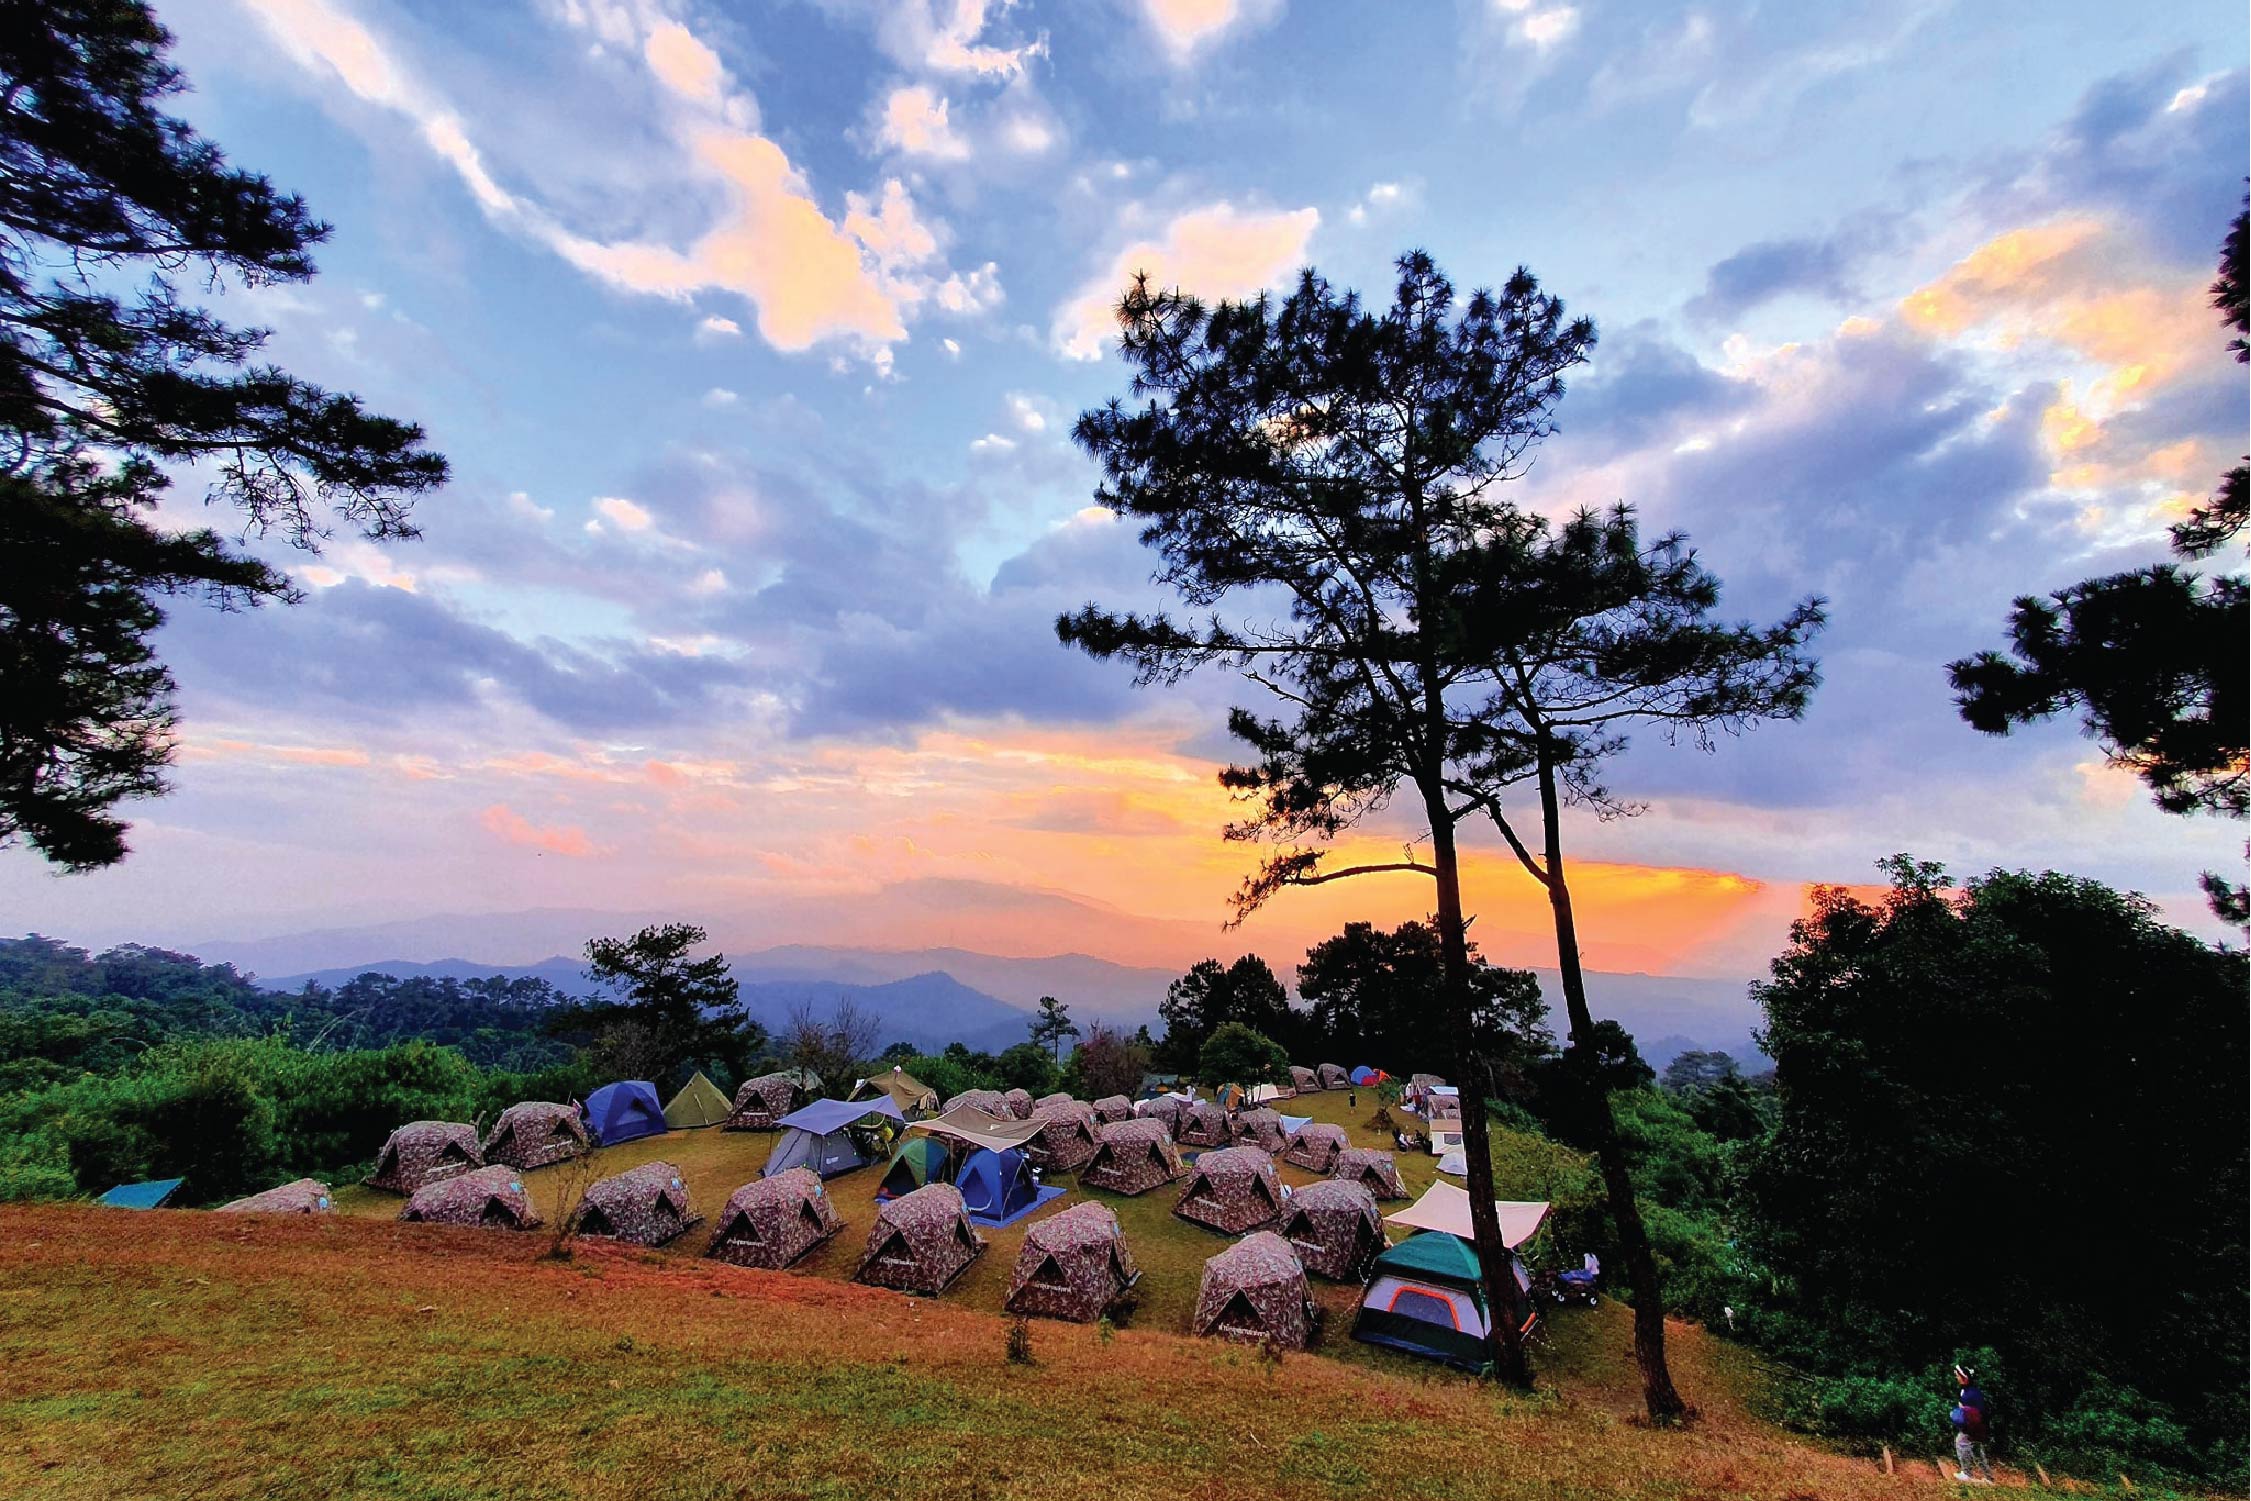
left=867, top=0, right=1048, bottom=78
left=480, top=803, right=598, bottom=857
left=702, top=387, right=740, bottom=408
left=875, top=84, right=971, bottom=159
left=1689, top=235, right=1861, bottom=322
left=241, top=0, right=968, bottom=361
left=694, top=315, right=742, bottom=341
left=592, top=496, right=655, bottom=532
left=1138, top=0, right=1281, bottom=60
left=1053, top=201, right=1319, bottom=360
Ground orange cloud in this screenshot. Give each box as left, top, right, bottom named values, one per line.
left=479, top=804, right=597, bottom=858
left=1054, top=202, right=1318, bottom=359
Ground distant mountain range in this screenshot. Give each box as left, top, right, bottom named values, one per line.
left=247, top=932, right=1765, bottom=1066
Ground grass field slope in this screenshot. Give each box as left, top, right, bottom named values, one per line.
left=0, top=1091, right=2075, bottom=1500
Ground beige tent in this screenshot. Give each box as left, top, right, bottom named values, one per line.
left=1383, top=1181, right=1549, bottom=1248
left=853, top=1067, right=940, bottom=1120
left=913, top=1105, right=1043, bottom=1154
left=663, top=1071, right=732, bottom=1129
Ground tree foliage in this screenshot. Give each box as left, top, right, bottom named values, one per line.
left=1195, top=1019, right=1291, bottom=1088
left=573, top=924, right=761, bottom=1085
left=1062, top=1022, right=1149, bottom=1101
left=1155, top=954, right=1302, bottom=1069
left=1743, top=856, right=2247, bottom=1482
left=1027, top=995, right=1078, bottom=1059
left=1297, top=919, right=1549, bottom=1086
left=0, top=1, right=447, bottom=867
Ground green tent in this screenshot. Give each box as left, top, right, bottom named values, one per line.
left=663, top=1071, right=733, bottom=1129
left=876, top=1136, right=956, bottom=1201
left=1352, top=1231, right=1526, bottom=1371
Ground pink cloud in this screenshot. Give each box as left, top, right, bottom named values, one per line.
left=479, top=803, right=597, bottom=857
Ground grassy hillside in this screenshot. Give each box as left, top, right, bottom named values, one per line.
left=0, top=1089, right=2083, bottom=1500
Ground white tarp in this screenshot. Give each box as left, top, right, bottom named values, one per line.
left=1383, top=1181, right=1550, bottom=1248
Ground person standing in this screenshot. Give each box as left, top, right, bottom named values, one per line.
left=1951, top=1364, right=1995, bottom=1483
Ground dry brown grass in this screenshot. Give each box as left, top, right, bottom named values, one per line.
left=0, top=1089, right=2066, bottom=1500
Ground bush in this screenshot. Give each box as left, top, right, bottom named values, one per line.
left=1197, top=1021, right=1289, bottom=1087
left=994, top=1042, right=1058, bottom=1095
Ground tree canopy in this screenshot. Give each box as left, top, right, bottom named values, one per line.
left=0, top=1, right=446, bottom=869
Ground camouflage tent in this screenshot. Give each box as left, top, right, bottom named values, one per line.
left=853, top=1183, right=985, bottom=1295
left=1033, top=1091, right=1077, bottom=1114
left=398, top=1165, right=539, bottom=1230
left=1078, top=1118, right=1186, bottom=1196
left=724, top=1073, right=800, bottom=1132
left=217, top=1177, right=333, bottom=1214
left=1288, top=1065, right=1322, bottom=1093
left=944, top=1088, right=1011, bottom=1121
left=368, top=1120, right=483, bottom=1194
left=573, top=1160, right=701, bottom=1246
left=1176, top=1100, right=1231, bottom=1149
left=1318, top=1063, right=1351, bottom=1090
left=1000, top=1088, right=1036, bottom=1120
left=1091, top=1095, right=1135, bottom=1124
left=1138, top=1095, right=1187, bottom=1136
left=483, top=1101, right=589, bottom=1171
left=1229, top=1107, right=1288, bottom=1153
left=1332, top=1147, right=1409, bottom=1200
left=1173, top=1145, right=1285, bottom=1235
left=1281, top=1122, right=1349, bottom=1173
left=1004, top=1201, right=1139, bottom=1323
left=1192, top=1231, right=1314, bottom=1349
left=1275, top=1179, right=1385, bottom=1281
left=706, top=1168, right=844, bottom=1270
left=1426, top=1088, right=1462, bottom=1122
left=1023, top=1099, right=1101, bottom=1173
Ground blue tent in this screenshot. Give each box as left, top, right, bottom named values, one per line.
left=97, top=1177, right=184, bottom=1209
left=953, top=1147, right=1062, bottom=1229
left=1349, top=1065, right=1378, bottom=1086
left=763, top=1097, right=905, bottom=1179
left=583, top=1081, right=668, bottom=1146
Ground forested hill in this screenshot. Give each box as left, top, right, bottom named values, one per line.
left=0, top=936, right=583, bottom=1090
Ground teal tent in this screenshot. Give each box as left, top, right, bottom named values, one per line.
left=98, top=1178, right=184, bottom=1209
left=877, top=1136, right=957, bottom=1201
left=1352, top=1232, right=1529, bottom=1370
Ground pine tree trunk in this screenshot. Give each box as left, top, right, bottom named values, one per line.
left=1536, top=754, right=1689, bottom=1423
left=1430, top=808, right=1534, bottom=1388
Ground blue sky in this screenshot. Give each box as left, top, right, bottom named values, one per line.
left=4, top=0, right=2244, bottom=977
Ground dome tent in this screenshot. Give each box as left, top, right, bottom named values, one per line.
left=1282, top=1122, right=1349, bottom=1173
left=1137, top=1095, right=1187, bottom=1136
left=483, top=1102, right=589, bottom=1171
left=368, top=1121, right=482, bottom=1194
left=1275, top=1179, right=1385, bottom=1281
left=218, top=1178, right=332, bottom=1214
left=399, top=1166, right=539, bottom=1230
left=1229, top=1107, right=1288, bottom=1153
left=1353, top=1230, right=1531, bottom=1371
left=1091, top=1095, right=1136, bottom=1124
left=877, top=1135, right=959, bottom=1201
left=1005, top=1201, right=1140, bottom=1323
left=944, top=1088, right=1010, bottom=1120
left=762, top=1098, right=903, bottom=1180
left=1173, top=1145, right=1285, bottom=1236
left=1079, top=1118, right=1187, bottom=1197
left=1333, top=1147, right=1409, bottom=1200
left=706, top=1168, right=844, bottom=1270
left=1193, top=1231, right=1315, bottom=1349
left=1000, top=1088, right=1036, bottom=1120
left=1175, top=1100, right=1231, bottom=1149
left=1023, top=1100, right=1102, bottom=1173
left=582, top=1081, right=667, bottom=1146
left=725, top=1074, right=801, bottom=1132
left=1288, top=1065, right=1321, bottom=1093
left=854, top=1183, right=985, bottom=1295
left=573, top=1161, right=701, bottom=1246
left=953, top=1147, right=1062, bottom=1228
left=1317, top=1063, right=1351, bottom=1090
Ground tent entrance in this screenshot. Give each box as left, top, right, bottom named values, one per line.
left=1026, top=1253, right=1070, bottom=1292
left=1211, top=1291, right=1270, bottom=1340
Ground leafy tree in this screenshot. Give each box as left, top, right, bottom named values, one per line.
left=1196, top=1020, right=1290, bottom=1088
left=1058, top=252, right=1819, bottom=1407
left=1297, top=919, right=1550, bottom=1087
left=1027, top=995, right=1079, bottom=1059
left=774, top=997, right=874, bottom=1097
left=1744, top=856, right=2247, bottom=1481
left=1951, top=201, right=2248, bottom=925
left=575, top=924, right=760, bottom=1081
left=0, top=2, right=447, bottom=868
left=993, top=1040, right=1058, bottom=1094
left=1156, top=955, right=1303, bottom=1070
left=1659, top=1048, right=1741, bottom=1094
left=1062, top=1022, right=1150, bottom=1101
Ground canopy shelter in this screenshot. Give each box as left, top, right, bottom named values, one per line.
left=662, top=1071, right=732, bottom=1130
left=877, top=1136, right=959, bottom=1201
left=1383, top=1181, right=1550, bottom=1248
left=762, top=1097, right=904, bottom=1180
left=852, top=1066, right=940, bottom=1120
left=1352, top=1229, right=1524, bottom=1371
left=97, top=1177, right=184, bottom=1209
left=912, top=1104, right=1042, bottom=1154
left=583, top=1081, right=668, bottom=1146
left=953, top=1147, right=1063, bottom=1228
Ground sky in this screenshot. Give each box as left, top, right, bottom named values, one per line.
left=3, top=0, right=2245, bottom=981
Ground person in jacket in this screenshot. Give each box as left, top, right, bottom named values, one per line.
left=1951, top=1364, right=1995, bottom=1483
